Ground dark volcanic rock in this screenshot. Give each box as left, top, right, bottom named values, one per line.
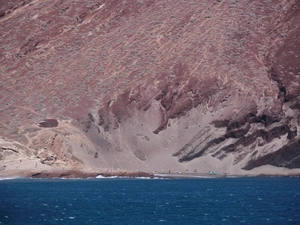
left=39, top=119, right=58, bottom=128
left=29, top=170, right=154, bottom=179
left=244, top=140, right=300, bottom=170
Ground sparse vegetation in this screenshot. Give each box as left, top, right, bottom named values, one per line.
left=0, top=0, right=300, bottom=173
left=71, top=154, right=83, bottom=164
left=134, top=150, right=146, bottom=161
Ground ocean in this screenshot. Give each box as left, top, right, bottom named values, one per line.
left=0, top=177, right=300, bottom=224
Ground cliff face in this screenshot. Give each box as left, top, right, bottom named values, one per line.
left=1, top=0, right=300, bottom=175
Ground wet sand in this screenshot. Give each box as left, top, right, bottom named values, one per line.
left=154, top=172, right=228, bottom=179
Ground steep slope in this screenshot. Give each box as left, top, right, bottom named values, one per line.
left=1, top=0, right=300, bottom=176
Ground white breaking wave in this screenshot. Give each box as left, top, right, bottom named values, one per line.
left=96, top=175, right=119, bottom=179
left=0, top=177, right=21, bottom=181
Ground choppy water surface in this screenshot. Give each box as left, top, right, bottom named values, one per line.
left=0, top=177, right=300, bottom=224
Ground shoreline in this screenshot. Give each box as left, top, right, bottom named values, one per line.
left=1, top=169, right=300, bottom=180
left=0, top=169, right=155, bottom=179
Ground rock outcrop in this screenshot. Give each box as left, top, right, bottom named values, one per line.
left=1, top=0, right=300, bottom=176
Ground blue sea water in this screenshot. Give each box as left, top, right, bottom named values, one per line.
left=0, top=177, right=300, bottom=224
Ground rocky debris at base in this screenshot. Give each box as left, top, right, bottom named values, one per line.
left=27, top=170, right=154, bottom=179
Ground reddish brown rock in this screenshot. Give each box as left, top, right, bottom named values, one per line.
left=1, top=0, right=300, bottom=176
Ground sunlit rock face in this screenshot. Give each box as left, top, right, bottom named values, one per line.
left=0, top=0, right=300, bottom=174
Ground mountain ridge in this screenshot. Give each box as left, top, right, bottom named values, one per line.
left=1, top=0, right=300, bottom=177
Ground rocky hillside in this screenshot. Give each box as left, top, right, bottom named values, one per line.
left=1, top=0, right=300, bottom=176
